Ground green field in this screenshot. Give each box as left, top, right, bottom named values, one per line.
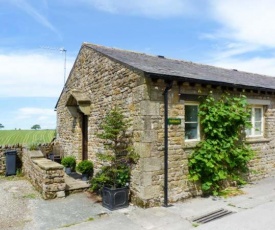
left=0, top=130, right=56, bottom=146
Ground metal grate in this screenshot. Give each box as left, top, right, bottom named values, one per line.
left=192, top=208, right=235, bottom=224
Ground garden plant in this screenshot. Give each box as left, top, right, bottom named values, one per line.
left=188, top=93, right=255, bottom=195
left=61, top=156, right=76, bottom=172
left=91, top=107, right=139, bottom=192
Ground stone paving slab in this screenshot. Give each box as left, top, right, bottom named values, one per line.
left=126, top=207, right=192, bottom=230
left=64, top=172, right=90, bottom=193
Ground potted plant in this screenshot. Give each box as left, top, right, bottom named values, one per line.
left=91, top=107, right=139, bottom=210
left=76, top=160, right=94, bottom=181
left=61, top=156, right=76, bottom=174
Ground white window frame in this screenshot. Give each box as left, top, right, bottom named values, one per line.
left=246, top=106, right=264, bottom=137
left=184, top=102, right=200, bottom=141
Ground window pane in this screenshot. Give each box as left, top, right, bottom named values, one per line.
left=247, top=108, right=252, bottom=121
left=245, top=126, right=252, bottom=136
left=254, top=122, right=262, bottom=135
left=255, top=108, right=262, bottom=121
left=185, top=105, right=198, bottom=122
left=185, top=123, right=198, bottom=140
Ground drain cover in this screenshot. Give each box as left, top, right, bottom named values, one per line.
left=192, top=208, right=235, bottom=224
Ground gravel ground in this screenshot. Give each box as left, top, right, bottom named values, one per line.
left=0, top=175, right=112, bottom=230
left=0, top=176, right=40, bottom=229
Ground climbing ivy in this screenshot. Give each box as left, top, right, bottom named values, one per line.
left=188, top=93, right=255, bottom=195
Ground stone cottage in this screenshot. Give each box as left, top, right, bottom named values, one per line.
left=55, top=42, right=275, bottom=207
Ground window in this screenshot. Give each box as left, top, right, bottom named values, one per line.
left=185, top=104, right=200, bottom=141
left=246, top=106, right=264, bottom=137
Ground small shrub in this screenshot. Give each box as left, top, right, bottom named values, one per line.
left=91, top=164, right=131, bottom=192
left=61, top=156, right=76, bottom=171
left=28, top=142, right=40, bottom=150
left=76, top=160, right=94, bottom=176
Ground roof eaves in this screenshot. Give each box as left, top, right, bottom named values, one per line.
left=147, top=73, right=275, bottom=93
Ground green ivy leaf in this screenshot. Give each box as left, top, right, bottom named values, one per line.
left=188, top=93, right=254, bottom=196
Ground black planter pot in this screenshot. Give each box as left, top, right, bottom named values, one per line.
left=81, top=173, right=89, bottom=181
left=64, top=167, right=71, bottom=174
left=102, top=187, right=129, bottom=210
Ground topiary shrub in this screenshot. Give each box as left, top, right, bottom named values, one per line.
left=61, top=156, right=76, bottom=171
left=90, top=107, right=139, bottom=193
left=76, top=160, right=94, bottom=176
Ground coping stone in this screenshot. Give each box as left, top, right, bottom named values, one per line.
left=32, top=158, right=64, bottom=170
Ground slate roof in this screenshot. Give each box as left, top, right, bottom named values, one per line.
left=84, top=43, right=275, bottom=92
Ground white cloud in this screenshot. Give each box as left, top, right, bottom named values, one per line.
left=80, top=0, right=197, bottom=18
left=16, top=107, right=55, bottom=119
left=0, top=51, right=74, bottom=97
left=209, top=57, right=275, bottom=77
left=210, top=42, right=260, bottom=60
left=14, top=107, right=56, bottom=129
left=209, top=0, right=275, bottom=47
left=201, top=0, right=275, bottom=77
left=10, top=0, right=61, bottom=37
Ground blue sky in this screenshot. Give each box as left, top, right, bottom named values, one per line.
left=1, top=0, right=275, bottom=130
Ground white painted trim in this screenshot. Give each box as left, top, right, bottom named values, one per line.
left=184, top=103, right=200, bottom=141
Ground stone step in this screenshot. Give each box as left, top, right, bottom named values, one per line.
left=64, top=172, right=90, bottom=194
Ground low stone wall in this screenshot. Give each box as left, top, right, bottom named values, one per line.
left=0, top=143, right=53, bottom=175
left=0, top=145, right=23, bottom=175
left=22, top=148, right=66, bottom=199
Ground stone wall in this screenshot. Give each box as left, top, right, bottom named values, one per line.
left=131, top=81, right=275, bottom=207
left=248, top=108, right=275, bottom=180
left=56, top=45, right=146, bottom=163
left=56, top=44, right=275, bottom=207
left=22, top=148, right=65, bottom=199
left=0, top=144, right=53, bottom=175
left=0, top=145, right=23, bottom=175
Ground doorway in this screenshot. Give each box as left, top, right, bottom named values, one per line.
left=81, top=113, right=88, bottom=160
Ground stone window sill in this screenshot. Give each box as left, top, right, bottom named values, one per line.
left=183, top=137, right=271, bottom=149
left=183, top=141, right=199, bottom=149
left=245, top=137, right=271, bottom=144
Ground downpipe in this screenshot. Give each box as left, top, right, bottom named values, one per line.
left=162, top=81, right=173, bottom=207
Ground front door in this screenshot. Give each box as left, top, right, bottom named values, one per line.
left=81, top=113, right=88, bottom=160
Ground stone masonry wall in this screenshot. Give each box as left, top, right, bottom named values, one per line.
left=22, top=148, right=65, bottom=199
left=132, top=80, right=275, bottom=207
left=248, top=108, right=275, bottom=180
left=56, top=44, right=275, bottom=207
left=0, top=145, right=23, bottom=175
left=56, top=45, right=147, bottom=164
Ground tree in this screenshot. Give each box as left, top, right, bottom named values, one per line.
left=91, top=107, right=139, bottom=192
left=0, top=123, right=4, bottom=129
left=31, top=124, right=41, bottom=130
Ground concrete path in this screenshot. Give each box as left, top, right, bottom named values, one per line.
left=56, top=175, right=275, bottom=230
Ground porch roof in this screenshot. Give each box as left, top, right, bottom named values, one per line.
left=65, top=90, right=91, bottom=115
